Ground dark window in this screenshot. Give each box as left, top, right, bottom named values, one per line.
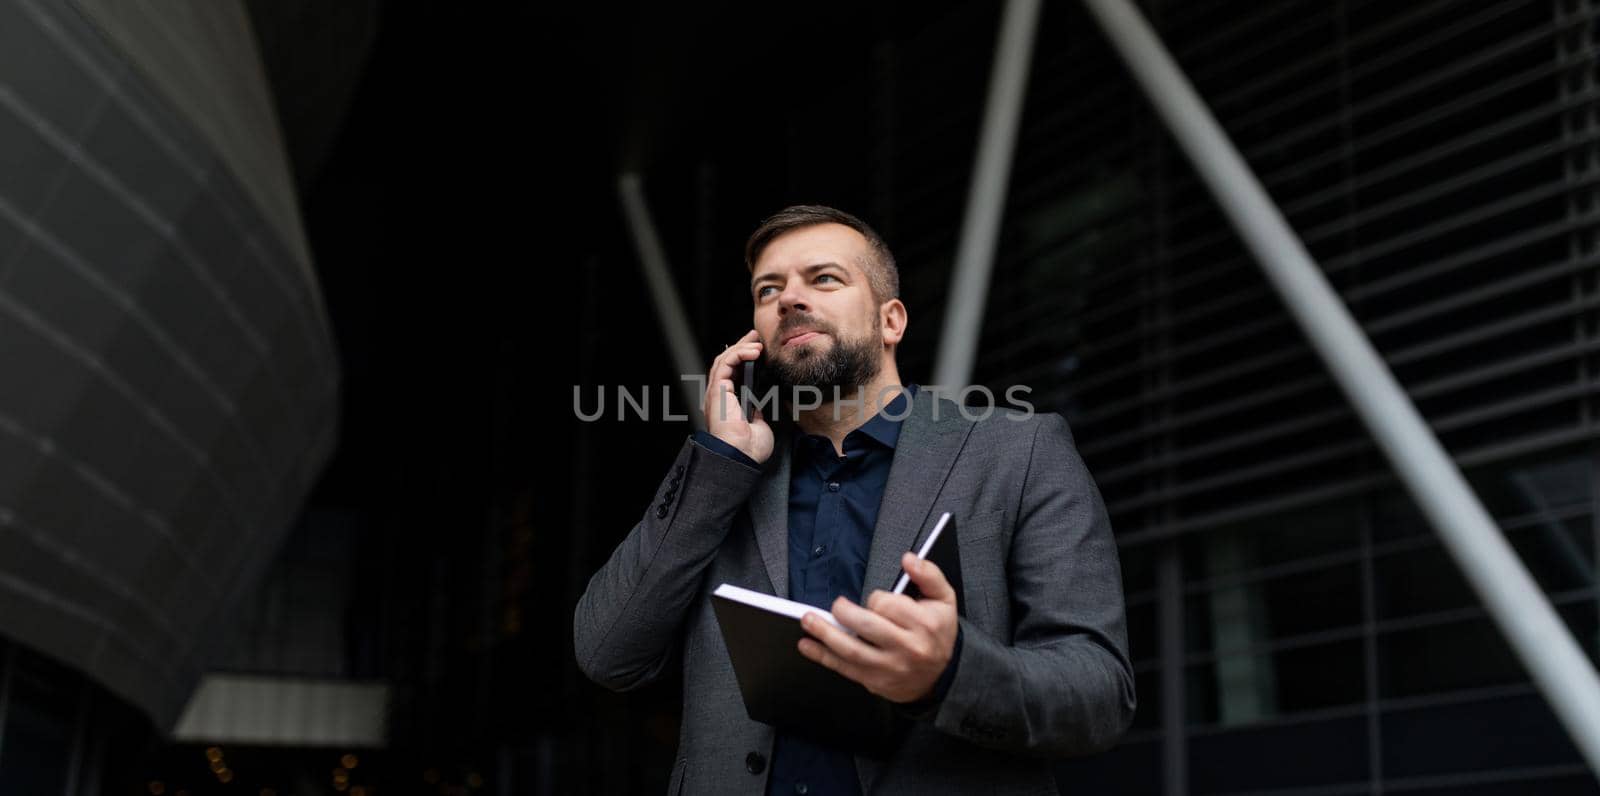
left=1187, top=638, right=1365, bottom=726
left=0, top=647, right=80, bottom=795
left=1381, top=693, right=1584, bottom=779
left=1189, top=714, right=1369, bottom=794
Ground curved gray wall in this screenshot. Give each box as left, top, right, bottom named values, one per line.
left=0, top=0, right=338, bottom=727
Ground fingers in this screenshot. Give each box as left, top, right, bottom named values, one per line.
left=709, top=343, right=760, bottom=385
left=864, top=589, right=935, bottom=635
left=831, top=596, right=916, bottom=651
left=798, top=636, right=863, bottom=683
left=796, top=613, right=889, bottom=674
left=706, top=331, right=763, bottom=389
left=902, top=552, right=956, bottom=605
left=711, top=332, right=758, bottom=374
left=704, top=331, right=763, bottom=424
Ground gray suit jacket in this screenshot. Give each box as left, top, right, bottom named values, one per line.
left=574, top=390, right=1136, bottom=795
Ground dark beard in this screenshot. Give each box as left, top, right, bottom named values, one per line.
left=768, top=329, right=881, bottom=396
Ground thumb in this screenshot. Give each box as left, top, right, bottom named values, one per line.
left=902, top=552, right=956, bottom=605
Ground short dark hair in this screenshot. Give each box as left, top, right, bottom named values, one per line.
left=744, top=205, right=900, bottom=303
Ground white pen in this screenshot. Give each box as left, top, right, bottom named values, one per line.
left=892, top=511, right=952, bottom=595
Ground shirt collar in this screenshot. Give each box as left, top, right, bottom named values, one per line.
left=854, top=383, right=916, bottom=450
left=791, top=384, right=919, bottom=456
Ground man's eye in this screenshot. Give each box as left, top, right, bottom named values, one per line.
left=756, top=286, right=777, bottom=299
left=816, top=274, right=840, bottom=284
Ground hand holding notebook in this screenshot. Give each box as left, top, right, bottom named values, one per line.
left=709, top=511, right=963, bottom=755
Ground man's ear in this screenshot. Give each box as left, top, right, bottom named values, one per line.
left=881, top=299, right=907, bottom=346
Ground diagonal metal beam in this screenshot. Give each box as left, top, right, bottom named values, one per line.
left=1081, top=0, right=1600, bottom=776
left=933, top=0, right=1043, bottom=388
left=617, top=173, right=706, bottom=430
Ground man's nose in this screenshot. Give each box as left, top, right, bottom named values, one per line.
left=778, top=286, right=809, bottom=314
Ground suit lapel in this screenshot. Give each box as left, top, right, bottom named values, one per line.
left=749, top=430, right=792, bottom=597
left=862, top=390, right=973, bottom=595
left=854, top=392, right=973, bottom=790
left=748, top=392, right=973, bottom=601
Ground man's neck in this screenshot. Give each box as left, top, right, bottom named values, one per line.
left=795, top=369, right=906, bottom=456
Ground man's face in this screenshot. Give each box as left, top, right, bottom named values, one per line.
left=749, top=223, right=884, bottom=392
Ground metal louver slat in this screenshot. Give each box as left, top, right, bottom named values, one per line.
left=1113, top=424, right=1597, bottom=546
left=1016, top=205, right=1595, bottom=404
left=1005, top=233, right=1596, bottom=394
left=1054, top=92, right=1600, bottom=335
left=1070, top=291, right=1598, bottom=444
left=970, top=1, right=1597, bottom=547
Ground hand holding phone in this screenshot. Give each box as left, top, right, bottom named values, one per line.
left=703, top=329, right=774, bottom=464
left=733, top=358, right=776, bottom=422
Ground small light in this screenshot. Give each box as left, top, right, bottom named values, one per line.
left=210, top=759, right=227, bottom=773
left=351, top=788, right=367, bottom=796
left=148, top=782, right=166, bottom=795
left=334, top=768, right=349, bottom=780
left=467, top=772, right=484, bottom=788
left=206, top=747, right=224, bottom=762
left=341, top=753, right=359, bottom=769
left=217, top=769, right=234, bottom=784
left=333, top=783, right=348, bottom=793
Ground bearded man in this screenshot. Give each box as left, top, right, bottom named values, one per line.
left=575, top=205, right=1135, bottom=795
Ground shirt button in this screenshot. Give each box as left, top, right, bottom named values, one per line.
left=827, top=482, right=840, bottom=492
left=812, top=545, right=825, bottom=557
left=795, top=783, right=809, bottom=795
left=745, top=752, right=766, bottom=775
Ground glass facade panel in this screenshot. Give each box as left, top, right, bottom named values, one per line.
left=1188, top=715, right=1369, bottom=794
left=1187, top=638, right=1365, bottom=726
left=1119, top=540, right=1159, bottom=596
left=1055, top=737, right=1162, bottom=795
left=1126, top=599, right=1160, bottom=665
left=1131, top=668, right=1162, bottom=733
left=1374, top=517, right=1594, bottom=621
left=1396, top=777, right=1598, bottom=796
left=1180, top=500, right=1361, bottom=584
left=1381, top=693, right=1583, bottom=779
left=0, top=648, right=78, bottom=796
left=1378, top=602, right=1599, bottom=700
left=1186, top=562, right=1364, bottom=655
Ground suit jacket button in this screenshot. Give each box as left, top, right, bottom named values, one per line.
left=656, top=505, right=669, bottom=519
left=745, top=751, right=766, bottom=775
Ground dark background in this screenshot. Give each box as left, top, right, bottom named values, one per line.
left=106, top=0, right=1600, bottom=793
left=286, top=2, right=977, bottom=791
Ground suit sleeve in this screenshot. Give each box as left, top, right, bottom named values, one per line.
left=573, top=434, right=763, bottom=692
left=930, top=413, right=1137, bottom=757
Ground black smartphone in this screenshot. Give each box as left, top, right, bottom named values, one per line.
left=732, top=357, right=775, bottom=422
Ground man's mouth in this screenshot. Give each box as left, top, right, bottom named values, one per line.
left=782, top=330, right=824, bottom=348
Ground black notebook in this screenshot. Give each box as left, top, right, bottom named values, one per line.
left=710, top=512, right=962, bottom=757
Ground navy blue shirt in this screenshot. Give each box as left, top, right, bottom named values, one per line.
left=695, top=385, right=959, bottom=796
